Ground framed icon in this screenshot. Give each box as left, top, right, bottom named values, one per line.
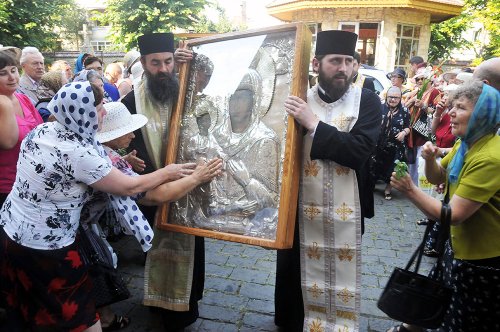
left=156, top=23, right=311, bottom=249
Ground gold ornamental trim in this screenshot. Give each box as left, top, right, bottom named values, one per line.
left=308, top=317, right=325, bottom=332
left=307, top=241, right=321, bottom=260
left=335, top=203, right=353, bottom=221
left=337, top=287, right=355, bottom=304
left=338, top=244, right=354, bottom=262
left=308, top=282, right=324, bottom=298
left=305, top=159, right=321, bottom=177
left=335, top=166, right=350, bottom=176
left=336, top=309, right=358, bottom=321
left=304, top=203, right=321, bottom=220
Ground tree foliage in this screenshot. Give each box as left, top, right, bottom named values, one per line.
left=429, top=0, right=500, bottom=62
left=0, top=0, right=83, bottom=51
left=97, top=0, right=209, bottom=50
left=191, top=5, right=240, bottom=33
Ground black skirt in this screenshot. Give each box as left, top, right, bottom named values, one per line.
left=438, top=241, right=500, bottom=331
left=0, top=227, right=98, bottom=331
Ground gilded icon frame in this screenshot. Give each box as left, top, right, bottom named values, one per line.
left=156, top=24, right=311, bottom=249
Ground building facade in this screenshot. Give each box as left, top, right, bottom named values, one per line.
left=266, top=0, right=463, bottom=72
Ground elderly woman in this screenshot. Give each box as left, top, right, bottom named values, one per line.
left=371, top=86, right=410, bottom=200
left=35, top=70, right=69, bottom=121
left=0, top=82, right=219, bottom=331
left=388, top=81, right=500, bottom=332
left=0, top=49, right=43, bottom=207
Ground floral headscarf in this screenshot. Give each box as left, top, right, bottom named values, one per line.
left=48, top=82, right=154, bottom=251
left=448, top=84, right=500, bottom=183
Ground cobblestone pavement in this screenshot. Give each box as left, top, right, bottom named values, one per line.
left=112, top=184, right=437, bottom=331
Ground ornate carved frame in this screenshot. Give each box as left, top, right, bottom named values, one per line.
left=156, top=24, right=311, bottom=249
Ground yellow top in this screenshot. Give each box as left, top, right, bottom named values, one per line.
left=441, top=134, right=500, bottom=260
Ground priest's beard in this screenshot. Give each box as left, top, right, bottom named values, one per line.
left=144, top=70, right=179, bottom=105
left=318, top=65, right=353, bottom=101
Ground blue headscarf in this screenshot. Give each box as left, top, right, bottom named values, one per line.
left=448, top=84, right=500, bottom=183
left=48, top=82, right=154, bottom=251
left=74, top=53, right=89, bottom=74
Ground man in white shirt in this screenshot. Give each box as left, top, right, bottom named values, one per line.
left=18, top=47, right=45, bottom=104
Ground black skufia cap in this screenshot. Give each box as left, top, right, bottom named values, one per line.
left=315, top=30, right=358, bottom=56
left=138, top=33, right=175, bottom=55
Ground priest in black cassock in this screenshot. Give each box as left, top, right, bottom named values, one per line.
left=121, top=32, right=204, bottom=331
left=275, top=30, right=381, bottom=331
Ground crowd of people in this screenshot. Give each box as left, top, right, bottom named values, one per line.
left=0, top=28, right=498, bottom=332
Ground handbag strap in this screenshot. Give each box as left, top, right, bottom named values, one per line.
left=434, top=202, right=451, bottom=268
left=404, top=221, right=433, bottom=272
left=404, top=199, right=452, bottom=273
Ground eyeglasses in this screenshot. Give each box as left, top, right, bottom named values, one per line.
left=387, top=96, right=401, bottom=100
left=415, top=77, right=425, bottom=82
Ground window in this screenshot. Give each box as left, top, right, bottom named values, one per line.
left=91, top=41, right=112, bottom=52
left=339, top=22, right=379, bottom=66
left=395, top=24, right=420, bottom=69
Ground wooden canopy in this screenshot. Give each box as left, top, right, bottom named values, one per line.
left=266, top=0, right=464, bottom=23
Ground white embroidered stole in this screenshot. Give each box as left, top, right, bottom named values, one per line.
left=299, top=85, right=362, bottom=332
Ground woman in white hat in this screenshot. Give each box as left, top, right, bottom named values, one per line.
left=97, top=102, right=222, bottom=204
left=80, top=102, right=221, bottom=330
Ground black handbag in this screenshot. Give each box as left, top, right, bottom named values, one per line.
left=377, top=203, right=452, bottom=329
left=77, top=225, right=130, bottom=308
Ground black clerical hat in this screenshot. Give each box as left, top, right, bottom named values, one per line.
left=315, top=30, right=358, bottom=56
left=138, top=33, right=175, bottom=55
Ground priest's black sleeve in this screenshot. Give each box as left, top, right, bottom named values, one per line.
left=310, top=89, right=382, bottom=169
left=121, top=90, right=135, bottom=114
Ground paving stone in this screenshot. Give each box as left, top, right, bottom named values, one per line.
left=239, top=282, right=275, bottom=301
left=362, top=254, right=381, bottom=264
left=206, top=252, right=231, bottom=265
left=202, top=289, right=248, bottom=309
left=246, top=299, right=275, bottom=314
left=206, top=262, right=234, bottom=278
left=374, top=239, right=391, bottom=249
left=198, top=303, right=242, bottom=323
left=194, top=319, right=238, bottom=331
left=227, top=255, right=259, bottom=268
left=361, top=274, right=380, bottom=288
left=367, top=248, right=397, bottom=258
left=363, top=263, right=389, bottom=276
left=229, top=267, right=270, bottom=284
left=204, top=276, right=241, bottom=294
left=361, top=299, right=384, bottom=316
left=241, top=311, right=276, bottom=330
left=367, top=316, right=398, bottom=332
left=361, top=286, right=383, bottom=300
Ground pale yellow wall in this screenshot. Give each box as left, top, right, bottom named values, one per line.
left=291, top=7, right=431, bottom=72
